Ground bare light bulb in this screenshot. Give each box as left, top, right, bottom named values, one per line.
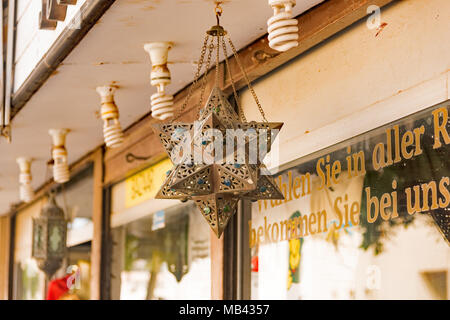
left=96, top=85, right=124, bottom=148
left=267, top=0, right=299, bottom=52
left=16, top=157, right=34, bottom=203
left=144, top=42, right=175, bottom=121
left=49, top=129, right=70, bottom=183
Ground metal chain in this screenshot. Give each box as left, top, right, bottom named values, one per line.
left=215, top=35, right=220, bottom=87
left=196, top=41, right=214, bottom=117
left=173, top=34, right=210, bottom=122
left=40, top=161, right=52, bottom=213
left=222, top=35, right=247, bottom=123
left=175, top=2, right=267, bottom=123
left=61, top=182, right=69, bottom=220
left=226, top=34, right=268, bottom=123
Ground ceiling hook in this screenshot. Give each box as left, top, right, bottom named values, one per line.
left=215, top=1, right=223, bottom=25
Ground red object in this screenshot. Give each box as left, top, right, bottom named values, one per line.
left=251, top=256, right=259, bottom=272
left=46, top=275, right=71, bottom=300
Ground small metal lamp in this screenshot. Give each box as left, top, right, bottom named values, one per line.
left=32, top=191, right=68, bottom=279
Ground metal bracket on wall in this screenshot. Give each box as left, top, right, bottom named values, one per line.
left=39, top=0, right=79, bottom=30
left=39, top=0, right=58, bottom=30
left=252, top=50, right=279, bottom=64
left=125, top=153, right=152, bottom=163
left=47, top=0, right=68, bottom=21
left=0, top=126, right=11, bottom=143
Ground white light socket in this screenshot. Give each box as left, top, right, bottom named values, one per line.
left=144, top=42, right=173, bottom=68
left=16, top=157, right=34, bottom=203
left=49, top=128, right=69, bottom=147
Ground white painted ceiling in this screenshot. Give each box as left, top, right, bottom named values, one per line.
left=0, top=0, right=324, bottom=215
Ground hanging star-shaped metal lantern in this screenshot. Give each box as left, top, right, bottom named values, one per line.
left=153, top=4, right=285, bottom=237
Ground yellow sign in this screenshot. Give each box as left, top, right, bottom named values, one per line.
left=125, top=158, right=172, bottom=208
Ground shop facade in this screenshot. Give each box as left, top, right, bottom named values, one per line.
left=3, top=150, right=104, bottom=300
left=1, top=0, right=449, bottom=300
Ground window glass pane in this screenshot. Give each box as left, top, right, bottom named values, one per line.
left=111, top=202, right=211, bottom=300
left=249, top=101, right=450, bottom=300
left=15, top=259, right=45, bottom=300
left=55, top=165, right=94, bottom=232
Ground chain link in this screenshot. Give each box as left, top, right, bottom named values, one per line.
left=196, top=42, right=215, bottom=117
left=226, top=34, right=268, bottom=123
left=173, top=34, right=210, bottom=122
left=175, top=7, right=268, bottom=124
left=215, top=35, right=220, bottom=87
left=222, top=36, right=247, bottom=123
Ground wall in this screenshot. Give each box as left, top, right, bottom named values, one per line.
left=240, top=0, right=450, bottom=299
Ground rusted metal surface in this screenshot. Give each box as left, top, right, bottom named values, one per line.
left=46, top=0, right=68, bottom=22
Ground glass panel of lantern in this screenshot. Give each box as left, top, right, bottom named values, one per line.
left=32, top=194, right=67, bottom=269
left=32, top=221, right=47, bottom=259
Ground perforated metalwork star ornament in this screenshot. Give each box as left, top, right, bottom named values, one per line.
left=153, top=87, right=285, bottom=237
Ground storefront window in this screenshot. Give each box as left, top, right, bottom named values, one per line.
left=65, top=242, right=92, bottom=300
left=15, top=259, right=45, bottom=300
left=249, top=101, right=450, bottom=300
left=52, top=164, right=94, bottom=300
left=111, top=202, right=211, bottom=300
left=55, top=165, right=93, bottom=236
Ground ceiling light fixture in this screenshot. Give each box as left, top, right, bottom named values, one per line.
left=144, top=42, right=175, bottom=121
left=49, top=129, right=70, bottom=184
left=96, top=85, right=124, bottom=148
left=267, top=0, right=299, bottom=52
left=16, top=157, right=34, bottom=203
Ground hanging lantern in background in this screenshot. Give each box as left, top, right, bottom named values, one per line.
left=267, top=0, right=299, bottom=52
left=32, top=191, right=68, bottom=279
left=16, top=157, right=34, bottom=203
left=153, top=3, right=285, bottom=237
left=96, top=85, right=124, bottom=148
left=144, top=42, right=175, bottom=121
left=49, top=129, right=70, bottom=183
